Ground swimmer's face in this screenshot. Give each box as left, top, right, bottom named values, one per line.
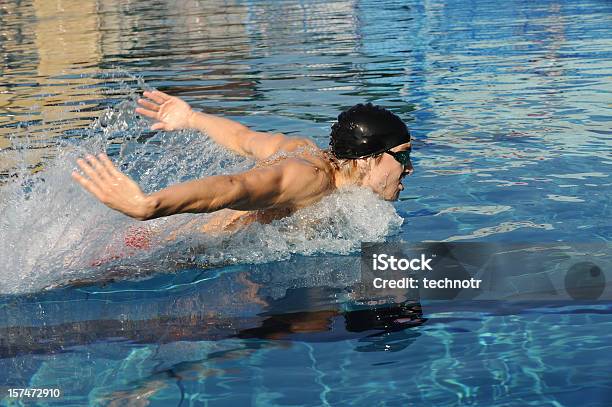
left=361, top=142, right=413, bottom=201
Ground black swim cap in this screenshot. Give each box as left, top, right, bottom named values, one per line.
left=329, top=103, right=411, bottom=159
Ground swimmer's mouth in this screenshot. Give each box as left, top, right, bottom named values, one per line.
left=390, top=183, right=403, bottom=201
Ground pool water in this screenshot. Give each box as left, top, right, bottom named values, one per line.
left=1, top=0, right=611, bottom=405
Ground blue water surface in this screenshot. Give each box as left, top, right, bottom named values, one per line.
left=0, top=0, right=611, bottom=405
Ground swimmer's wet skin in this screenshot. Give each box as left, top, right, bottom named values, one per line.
left=72, top=90, right=414, bottom=226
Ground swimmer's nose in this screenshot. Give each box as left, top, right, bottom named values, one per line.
left=403, top=161, right=414, bottom=176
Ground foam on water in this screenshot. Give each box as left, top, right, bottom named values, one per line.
left=0, top=80, right=402, bottom=294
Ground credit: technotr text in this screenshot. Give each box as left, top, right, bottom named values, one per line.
left=370, top=253, right=482, bottom=289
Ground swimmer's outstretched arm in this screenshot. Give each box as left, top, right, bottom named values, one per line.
left=136, top=90, right=311, bottom=160
left=71, top=153, right=317, bottom=221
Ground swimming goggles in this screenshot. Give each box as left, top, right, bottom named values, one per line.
left=385, top=148, right=412, bottom=167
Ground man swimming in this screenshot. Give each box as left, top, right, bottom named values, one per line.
left=72, top=90, right=413, bottom=233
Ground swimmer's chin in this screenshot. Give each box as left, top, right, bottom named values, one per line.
left=371, top=184, right=403, bottom=201
left=391, top=182, right=405, bottom=201
left=382, top=190, right=401, bottom=201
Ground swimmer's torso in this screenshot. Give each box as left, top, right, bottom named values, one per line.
left=200, top=143, right=335, bottom=233
left=201, top=142, right=337, bottom=234
left=199, top=207, right=290, bottom=233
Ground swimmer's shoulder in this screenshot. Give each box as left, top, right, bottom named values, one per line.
left=275, top=136, right=318, bottom=153
left=279, top=151, right=336, bottom=196
left=257, top=136, right=336, bottom=183
left=260, top=136, right=329, bottom=168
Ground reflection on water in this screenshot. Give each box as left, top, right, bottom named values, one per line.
left=1, top=0, right=611, bottom=405
left=0, top=255, right=424, bottom=355
left=1, top=255, right=610, bottom=405
left=0, top=0, right=104, bottom=170
left=0, top=255, right=429, bottom=405
left=0, top=297, right=426, bottom=359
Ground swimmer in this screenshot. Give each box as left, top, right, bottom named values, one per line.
left=72, top=90, right=414, bottom=233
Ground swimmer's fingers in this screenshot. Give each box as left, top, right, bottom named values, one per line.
left=71, top=171, right=105, bottom=201
left=85, top=154, right=112, bottom=182
left=152, top=90, right=171, bottom=102
left=135, top=106, right=167, bottom=130
left=151, top=122, right=167, bottom=131
left=143, top=91, right=164, bottom=104
left=135, top=107, right=159, bottom=120
left=137, top=98, right=160, bottom=112
left=143, top=90, right=168, bottom=104
left=97, top=153, right=125, bottom=179
left=76, top=157, right=105, bottom=187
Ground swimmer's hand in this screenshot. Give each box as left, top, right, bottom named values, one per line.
left=135, top=90, right=194, bottom=131
left=72, top=154, right=156, bottom=221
